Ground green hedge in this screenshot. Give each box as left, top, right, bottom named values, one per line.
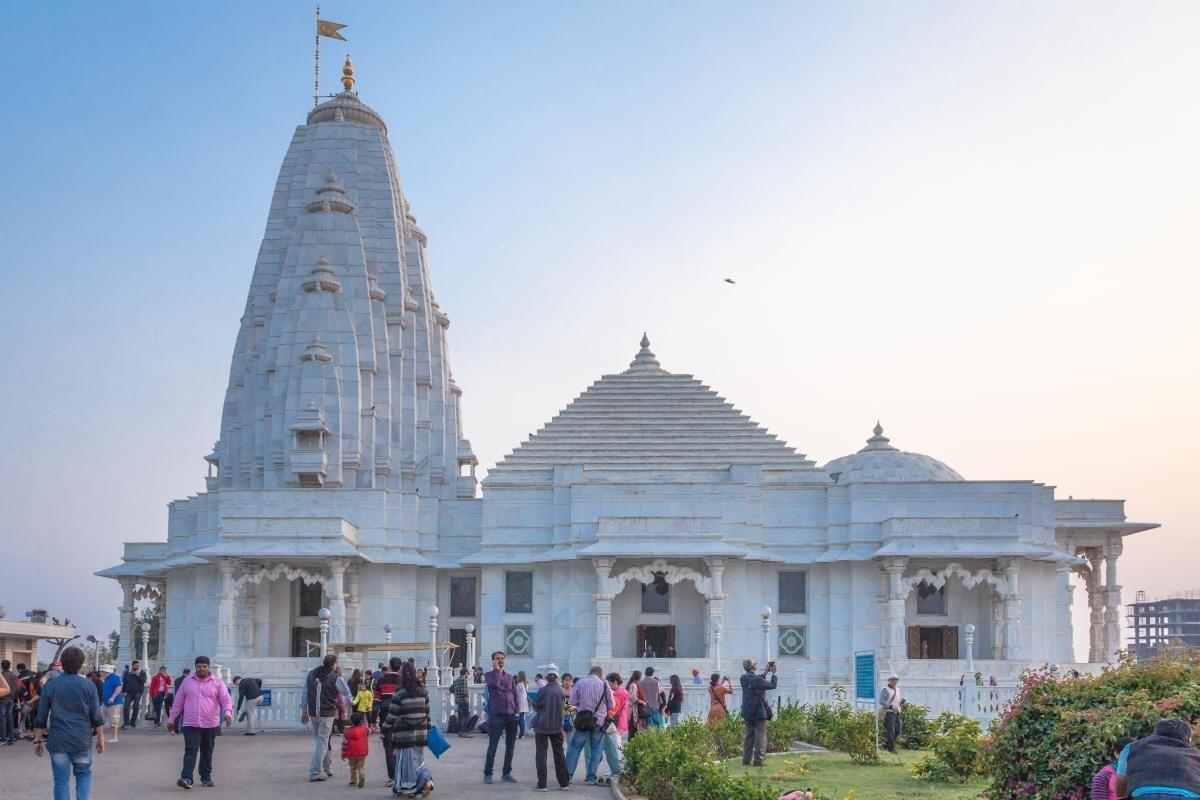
left=623, top=719, right=778, bottom=800
left=983, top=653, right=1200, bottom=800
left=911, top=712, right=984, bottom=782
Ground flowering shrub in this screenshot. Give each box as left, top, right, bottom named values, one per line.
left=911, top=712, right=984, bottom=782
left=983, top=653, right=1200, bottom=800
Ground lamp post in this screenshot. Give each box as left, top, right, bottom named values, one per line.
left=465, top=623, right=476, bottom=674
left=962, top=623, right=977, bottom=716
left=141, top=621, right=151, bottom=666
left=710, top=617, right=722, bottom=677
left=427, top=606, right=440, bottom=688
left=760, top=606, right=773, bottom=666
left=384, top=624, right=392, bottom=662
left=86, top=635, right=100, bottom=672
left=318, top=607, right=331, bottom=657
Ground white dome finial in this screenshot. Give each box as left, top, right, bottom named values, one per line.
left=626, top=333, right=662, bottom=373
left=862, top=421, right=896, bottom=452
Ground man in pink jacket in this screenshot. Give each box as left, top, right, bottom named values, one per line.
left=167, top=656, right=233, bottom=789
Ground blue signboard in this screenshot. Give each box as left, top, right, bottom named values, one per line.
left=260, top=689, right=272, bottom=708
left=854, top=652, right=876, bottom=702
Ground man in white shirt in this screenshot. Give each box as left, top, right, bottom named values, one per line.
left=878, top=673, right=903, bottom=753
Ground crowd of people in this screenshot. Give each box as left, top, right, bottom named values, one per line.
left=15, top=646, right=1200, bottom=800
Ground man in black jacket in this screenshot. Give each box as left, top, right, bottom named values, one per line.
left=301, top=655, right=343, bottom=782
left=119, top=661, right=147, bottom=730
left=232, top=676, right=264, bottom=736
left=1116, top=718, right=1200, bottom=798
left=739, top=659, right=777, bottom=767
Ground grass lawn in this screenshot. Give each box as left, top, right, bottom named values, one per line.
left=725, top=750, right=989, bottom=800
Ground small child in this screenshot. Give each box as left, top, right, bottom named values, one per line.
left=341, top=711, right=370, bottom=788
left=353, top=684, right=374, bottom=720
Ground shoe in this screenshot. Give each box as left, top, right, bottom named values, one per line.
left=558, top=787, right=570, bottom=792
left=325, top=769, right=334, bottom=777
left=348, top=780, right=357, bottom=786
left=201, top=779, right=214, bottom=788
left=309, top=775, right=327, bottom=782
left=385, top=779, right=393, bottom=787
left=501, top=774, right=516, bottom=783
left=585, top=778, right=597, bottom=786
left=243, top=731, right=256, bottom=736
left=120, top=725, right=128, bottom=730
left=535, top=787, right=548, bottom=793
left=358, top=774, right=365, bottom=789
left=483, top=775, right=493, bottom=784
left=177, top=779, right=193, bottom=790
left=422, top=783, right=434, bottom=797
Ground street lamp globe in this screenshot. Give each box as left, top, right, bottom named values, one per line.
left=141, top=622, right=151, bottom=633
left=318, top=607, right=332, bottom=621
left=465, top=623, right=475, bottom=634
left=427, top=605, right=439, bottom=620
left=965, top=623, right=976, bottom=635
left=760, top=606, right=773, bottom=620
left=384, top=624, right=392, bottom=635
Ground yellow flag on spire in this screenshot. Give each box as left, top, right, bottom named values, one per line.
left=317, top=19, right=347, bottom=41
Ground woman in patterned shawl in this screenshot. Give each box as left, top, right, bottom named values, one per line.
left=379, top=661, right=433, bottom=797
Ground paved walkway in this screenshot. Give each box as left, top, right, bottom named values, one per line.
left=0, top=727, right=615, bottom=799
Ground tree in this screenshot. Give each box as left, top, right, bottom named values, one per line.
left=43, top=617, right=78, bottom=665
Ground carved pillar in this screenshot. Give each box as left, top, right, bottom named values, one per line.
left=152, top=581, right=167, bottom=662
left=703, top=557, right=727, bottom=662
left=593, top=557, right=616, bottom=660
left=991, top=589, right=1005, bottom=659
left=880, top=558, right=908, bottom=661
left=215, top=558, right=240, bottom=660
left=346, top=564, right=362, bottom=642
left=328, top=558, right=348, bottom=643
left=999, top=558, right=1023, bottom=661
left=1084, top=547, right=1105, bottom=662
left=1055, top=564, right=1075, bottom=662
left=116, top=577, right=136, bottom=665
left=239, top=584, right=257, bottom=656
left=1103, top=540, right=1123, bottom=662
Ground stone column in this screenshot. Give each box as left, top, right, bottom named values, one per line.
left=1084, top=548, right=1105, bottom=662
left=215, top=558, right=240, bottom=660
left=346, top=565, right=362, bottom=643
left=152, top=581, right=167, bottom=663
left=999, top=558, right=1024, bottom=661
left=239, top=586, right=257, bottom=656
left=1055, top=564, right=1075, bottom=663
left=593, top=557, right=616, bottom=660
left=328, top=558, right=348, bottom=644
left=116, top=578, right=136, bottom=665
left=880, top=558, right=908, bottom=661
left=991, top=589, right=1005, bottom=659
left=1103, top=540, right=1123, bottom=663
left=703, top=557, right=727, bottom=661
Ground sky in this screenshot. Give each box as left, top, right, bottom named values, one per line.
left=0, top=2, right=1196, bottom=663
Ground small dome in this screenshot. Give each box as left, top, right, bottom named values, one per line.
left=824, top=423, right=963, bottom=484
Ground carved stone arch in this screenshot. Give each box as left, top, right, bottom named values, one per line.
left=603, top=558, right=714, bottom=597
left=132, top=583, right=164, bottom=604
left=232, top=563, right=328, bottom=590
left=905, top=562, right=1009, bottom=594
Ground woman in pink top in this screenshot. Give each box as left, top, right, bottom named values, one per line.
left=607, top=674, right=629, bottom=741
left=166, top=657, right=233, bottom=789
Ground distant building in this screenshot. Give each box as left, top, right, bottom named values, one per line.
left=1127, top=591, right=1200, bottom=662
left=0, top=610, right=76, bottom=668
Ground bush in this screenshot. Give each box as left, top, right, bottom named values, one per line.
left=897, top=702, right=933, bottom=749
left=912, top=712, right=983, bottom=782
left=623, top=720, right=778, bottom=800
left=768, top=701, right=810, bottom=752
left=709, top=713, right=744, bottom=759
left=983, top=652, right=1200, bottom=800
left=829, top=707, right=882, bottom=765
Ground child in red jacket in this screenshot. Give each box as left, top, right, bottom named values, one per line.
left=341, top=711, right=370, bottom=788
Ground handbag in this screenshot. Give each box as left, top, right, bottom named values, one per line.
left=574, top=692, right=607, bottom=733
left=427, top=724, right=451, bottom=759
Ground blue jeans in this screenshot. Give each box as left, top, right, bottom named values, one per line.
left=50, top=749, right=93, bottom=800
left=565, top=727, right=605, bottom=783
left=602, top=729, right=622, bottom=776
left=484, top=713, right=519, bottom=777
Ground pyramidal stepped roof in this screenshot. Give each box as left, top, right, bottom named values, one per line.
left=491, top=336, right=819, bottom=473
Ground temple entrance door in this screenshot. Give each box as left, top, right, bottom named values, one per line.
left=636, top=625, right=675, bottom=658
left=907, top=625, right=959, bottom=659
left=449, top=628, right=468, bottom=669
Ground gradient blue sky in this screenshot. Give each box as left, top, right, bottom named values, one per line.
left=2, top=2, right=1197, bottom=660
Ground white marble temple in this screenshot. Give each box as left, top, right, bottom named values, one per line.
left=98, top=71, right=1158, bottom=694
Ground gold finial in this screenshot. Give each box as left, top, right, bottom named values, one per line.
left=341, top=55, right=356, bottom=92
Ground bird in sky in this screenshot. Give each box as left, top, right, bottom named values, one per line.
left=723, top=278, right=736, bottom=284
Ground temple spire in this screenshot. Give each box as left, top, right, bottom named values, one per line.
left=341, top=55, right=356, bottom=92
left=626, top=333, right=663, bottom=373
left=861, top=421, right=898, bottom=452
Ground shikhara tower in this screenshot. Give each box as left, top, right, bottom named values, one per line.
left=102, top=60, right=1158, bottom=721
left=100, top=61, right=481, bottom=665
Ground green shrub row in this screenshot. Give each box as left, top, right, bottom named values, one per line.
left=708, top=701, right=884, bottom=765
